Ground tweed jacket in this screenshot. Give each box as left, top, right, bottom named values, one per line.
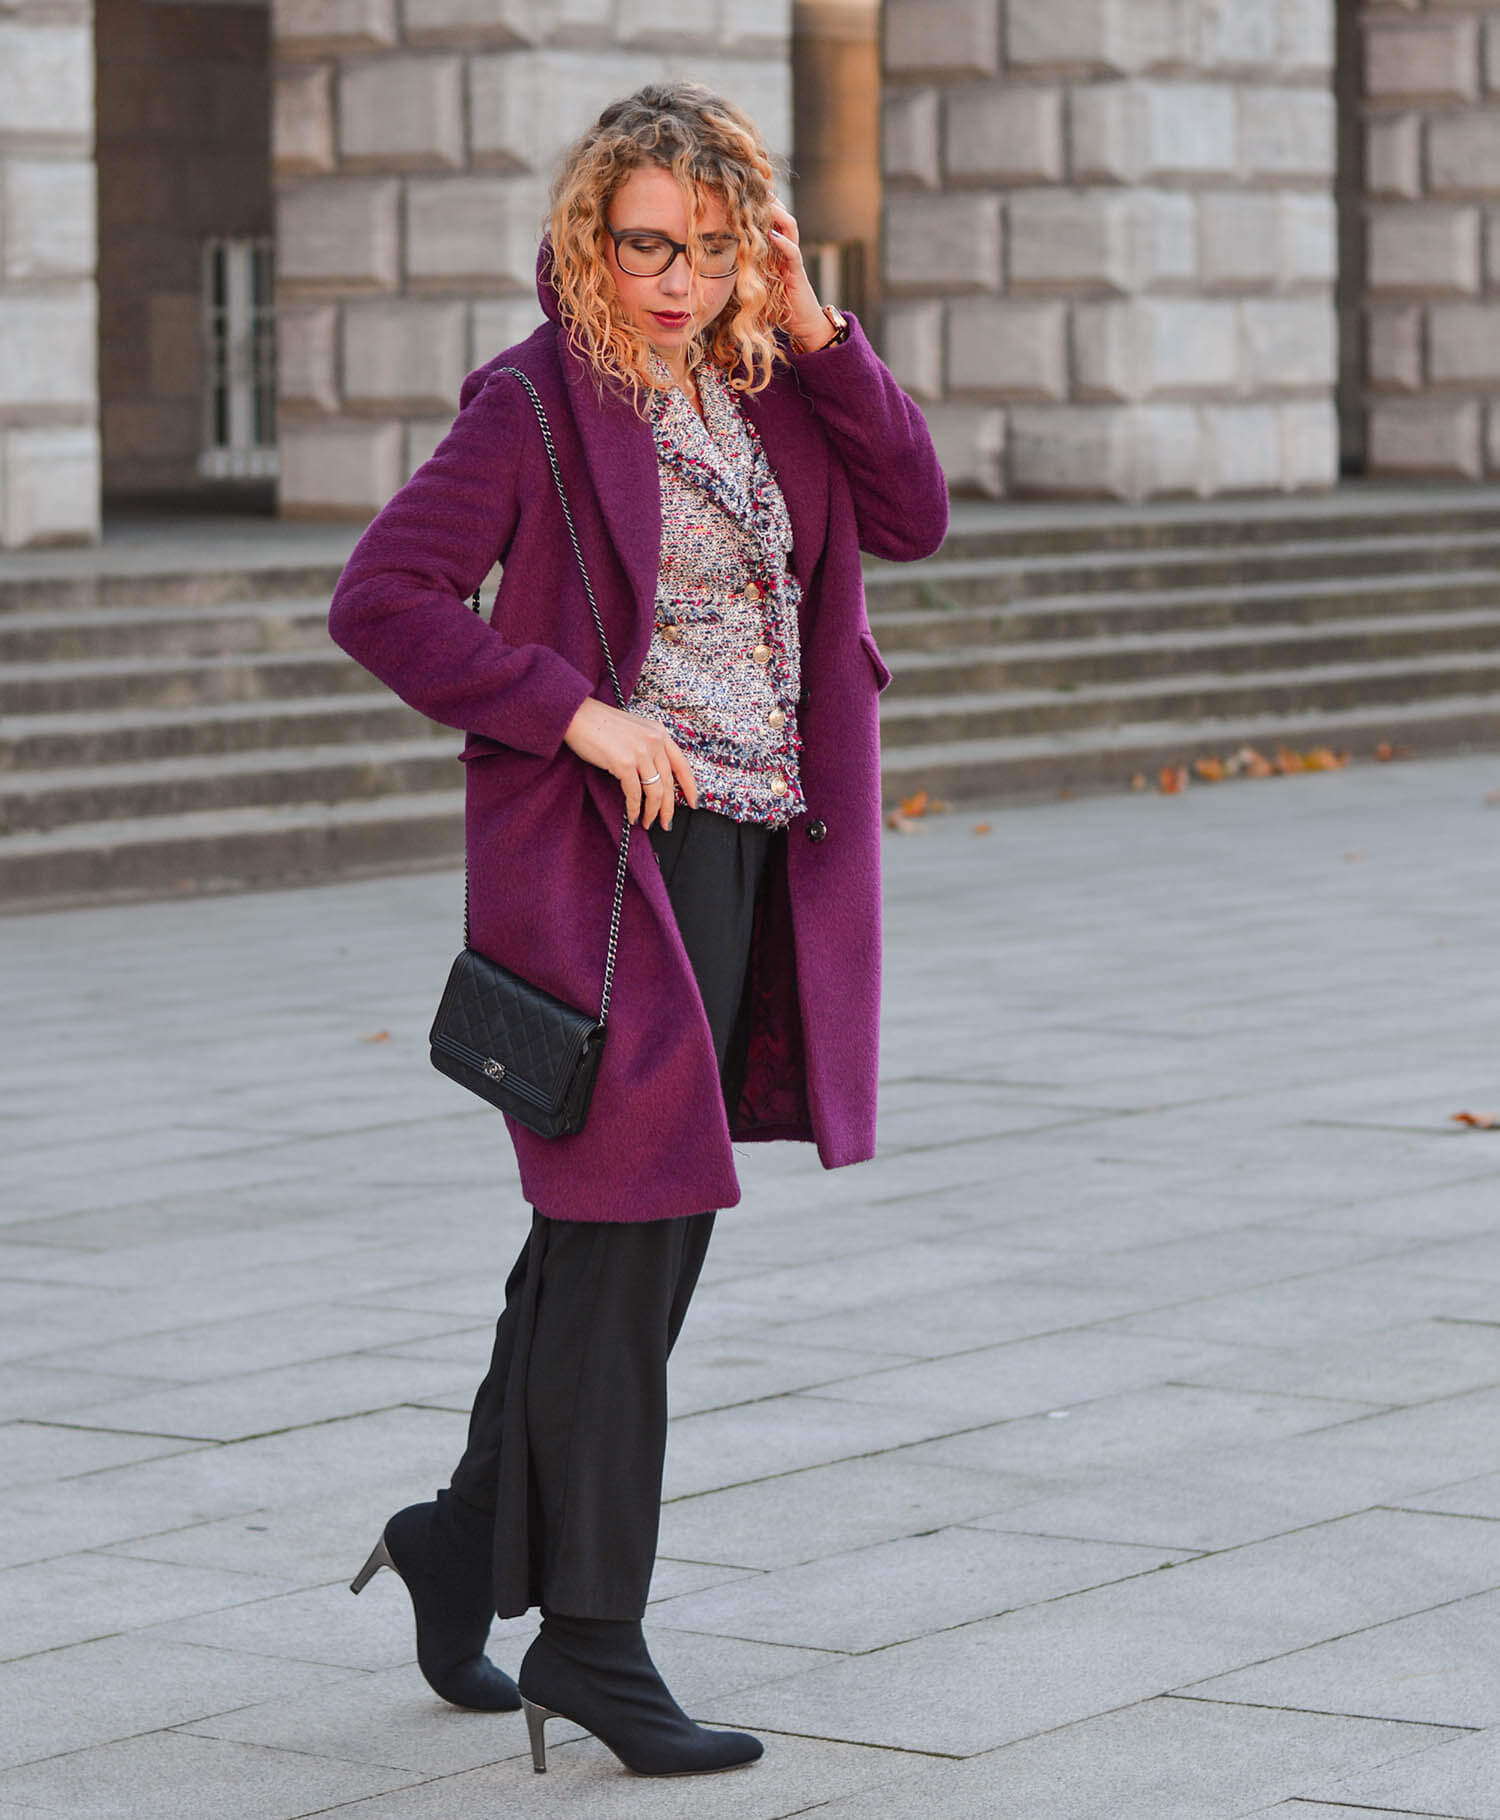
left=328, top=252, right=949, bottom=1222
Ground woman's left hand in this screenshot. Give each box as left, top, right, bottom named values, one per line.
left=767, top=202, right=835, bottom=352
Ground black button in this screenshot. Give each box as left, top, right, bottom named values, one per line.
left=807, top=819, right=827, bottom=843
left=798, top=688, right=810, bottom=708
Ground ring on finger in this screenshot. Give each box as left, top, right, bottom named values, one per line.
left=643, top=771, right=662, bottom=786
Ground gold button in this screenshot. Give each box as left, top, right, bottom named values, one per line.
left=744, top=580, right=762, bottom=601
left=661, top=624, right=682, bottom=643
left=768, top=706, right=787, bottom=731
left=751, top=643, right=772, bottom=666
left=769, top=774, right=788, bottom=797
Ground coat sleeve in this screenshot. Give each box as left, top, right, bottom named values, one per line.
left=327, top=370, right=595, bottom=762
left=787, top=314, right=949, bottom=564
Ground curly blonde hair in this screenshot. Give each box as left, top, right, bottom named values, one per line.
left=547, top=82, right=788, bottom=406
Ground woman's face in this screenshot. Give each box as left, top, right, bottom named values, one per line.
left=604, top=166, right=739, bottom=364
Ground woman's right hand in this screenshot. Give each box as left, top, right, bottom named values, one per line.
left=563, top=698, right=698, bottom=829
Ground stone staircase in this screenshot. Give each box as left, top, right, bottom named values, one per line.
left=6, top=492, right=1500, bottom=909
left=871, top=496, right=1500, bottom=803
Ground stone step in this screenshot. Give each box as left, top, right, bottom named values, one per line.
left=0, top=598, right=333, bottom=663
left=0, top=560, right=348, bottom=616
left=0, top=646, right=377, bottom=716
left=878, top=694, right=1500, bottom=804
left=879, top=607, right=1500, bottom=697
left=877, top=651, right=1500, bottom=748
left=0, top=693, right=444, bottom=771
left=0, top=789, right=466, bottom=913
left=935, top=490, right=1500, bottom=561
left=865, top=530, right=1500, bottom=610
left=867, top=567, right=1500, bottom=650
left=0, top=737, right=462, bottom=835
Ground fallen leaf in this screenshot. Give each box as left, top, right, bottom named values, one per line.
left=1158, top=764, right=1189, bottom=795
left=1193, top=756, right=1226, bottom=783
left=1452, top=1110, right=1500, bottom=1129
left=928, top=797, right=952, bottom=815
left=1274, top=746, right=1303, bottom=776
left=1303, top=747, right=1349, bottom=772
left=884, top=810, right=922, bottom=833
left=1484, top=790, right=1500, bottom=806
left=971, top=822, right=992, bottom=835
left=1375, top=741, right=1412, bottom=762
left=1130, top=773, right=1148, bottom=792
left=360, top=1030, right=391, bottom=1044
left=899, top=788, right=930, bottom=819
left=1243, top=750, right=1275, bottom=779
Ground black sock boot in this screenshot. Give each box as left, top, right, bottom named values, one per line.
left=350, top=1489, right=520, bottom=1712
left=517, top=1612, right=763, bottom=1776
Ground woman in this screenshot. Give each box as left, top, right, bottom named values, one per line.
left=331, top=82, right=947, bottom=1778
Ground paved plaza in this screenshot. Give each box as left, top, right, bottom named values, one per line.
left=4, top=753, right=1500, bottom=1817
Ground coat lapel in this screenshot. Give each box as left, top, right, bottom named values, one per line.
left=560, top=344, right=661, bottom=687
left=742, top=374, right=830, bottom=601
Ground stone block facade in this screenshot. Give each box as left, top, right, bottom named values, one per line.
left=0, top=1, right=99, bottom=546
left=274, top=1, right=791, bottom=515
left=882, top=0, right=1340, bottom=499
left=1359, top=0, right=1500, bottom=478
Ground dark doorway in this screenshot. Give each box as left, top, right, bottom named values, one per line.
left=95, top=0, right=275, bottom=511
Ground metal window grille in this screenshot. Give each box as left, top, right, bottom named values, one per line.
left=199, top=237, right=278, bottom=479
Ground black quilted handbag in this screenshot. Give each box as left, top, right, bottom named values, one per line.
left=428, top=366, right=631, bottom=1139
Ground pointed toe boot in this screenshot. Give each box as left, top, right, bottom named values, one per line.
left=517, top=1615, right=762, bottom=1776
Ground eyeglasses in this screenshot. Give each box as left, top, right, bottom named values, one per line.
left=607, top=226, right=741, bottom=279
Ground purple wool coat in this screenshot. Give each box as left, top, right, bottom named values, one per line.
left=328, top=255, right=949, bottom=1222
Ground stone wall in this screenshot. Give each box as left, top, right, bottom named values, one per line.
left=0, top=0, right=99, bottom=547
left=1360, top=0, right=1500, bottom=478
left=881, top=0, right=1341, bottom=500
left=96, top=0, right=272, bottom=504
left=272, top=0, right=792, bottom=518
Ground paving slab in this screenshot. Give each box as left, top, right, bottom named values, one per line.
left=0, top=1731, right=418, bottom=1819
left=800, top=1697, right=1464, bottom=1820
left=648, top=1524, right=1190, bottom=1653
left=1179, top=1317, right=1500, bottom=1407
left=280, top=1730, right=925, bottom=1819
left=60, top=1352, right=474, bottom=1442
left=908, top=1381, right=1377, bottom=1483
left=658, top=1452, right=1046, bottom=1570
left=729, top=1509, right=1500, bottom=1755
left=1182, top=1589, right=1500, bottom=1730
left=1306, top=1725, right=1500, bottom=1818
left=0, top=1550, right=303, bottom=1662
left=0, top=1419, right=203, bottom=1488
left=0, top=1405, right=464, bottom=1568
left=0, top=1635, right=359, bottom=1772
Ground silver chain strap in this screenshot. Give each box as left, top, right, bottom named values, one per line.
left=462, top=366, right=633, bottom=1029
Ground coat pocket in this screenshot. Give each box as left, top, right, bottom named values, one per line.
left=859, top=628, right=893, bottom=694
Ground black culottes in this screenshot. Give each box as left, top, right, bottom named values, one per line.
left=448, top=806, right=774, bottom=1619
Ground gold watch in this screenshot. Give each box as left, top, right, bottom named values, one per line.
left=799, top=304, right=849, bottom=352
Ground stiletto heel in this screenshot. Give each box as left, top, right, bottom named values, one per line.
left=349, top=1535, right=395, bottom=1595
left=523, top=1698, right=552, bottom=1773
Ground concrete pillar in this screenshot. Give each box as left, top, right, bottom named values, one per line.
left=273, top=0, right=793, bottom=518
left=0, top=1, right=100, bottom=546
left=882, top=0, right=1340, bottom=501
left=1360, top=1, right=1500, bottom=479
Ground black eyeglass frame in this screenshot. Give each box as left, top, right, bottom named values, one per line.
left=605, top=225, right=742, bottom=279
